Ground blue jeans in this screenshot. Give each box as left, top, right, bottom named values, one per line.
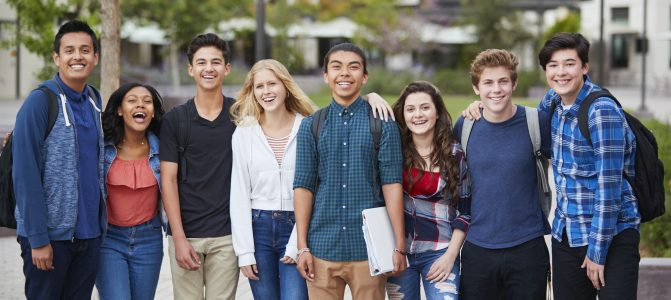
left=96, top=217, right=163, bottom=300
left=386, top=248, right=460, bottom=300
left=249, top=209, right=308, bottom=300
left=18, top=236, right=101, bottom=300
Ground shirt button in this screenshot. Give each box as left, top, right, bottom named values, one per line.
left=342, top=226, right=347, bottom=230
left=350, top=113, right=353, bottom=116
left=342, top=205, right=346, bottom=209
left=343, top=142, right=347, bottom=146
left=339, top=113, right=342, bottom=116
left=342, top=184, right=347, bottom=188
left=342, top=163, right=347, bottom=167
left=344, top=122, right=348, bottom=125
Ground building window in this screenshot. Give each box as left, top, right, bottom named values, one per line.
left=611, top=7, right=629, bottom=25
left=611, top=34, right=629, bottom=69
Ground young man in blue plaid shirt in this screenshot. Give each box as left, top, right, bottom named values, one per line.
left=537, top=33, right=640, bottom=300
left=293, top=43, right=407, bottom=299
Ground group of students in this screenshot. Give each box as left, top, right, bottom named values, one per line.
left=10, top=19, right=639, bottom=300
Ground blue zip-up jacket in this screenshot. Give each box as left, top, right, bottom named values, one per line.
left=13, top=77, right=106, bottom=248
left=103, top=132, right=167, bottom=230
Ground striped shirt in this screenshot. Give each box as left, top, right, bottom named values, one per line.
left=265, top=134, right=290, bottom=166
left=538, top=76, right=639, bottom=265
left=402, top=143, right=471, bottom=254
left=293, top=97, right=403, bottom=262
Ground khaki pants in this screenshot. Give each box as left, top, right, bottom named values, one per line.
left=168, top=235, right=239, bottom=300
left=308, top=256, right=386, bottom=300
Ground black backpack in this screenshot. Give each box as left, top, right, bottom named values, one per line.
left=0, top=87, right=60, bottom=229
left=553, top=89, right=666, bottom=223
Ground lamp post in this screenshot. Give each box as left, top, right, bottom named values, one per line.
left=255, top=0, right=266, bottom=62
left=638, top=0, right=649, bottom=116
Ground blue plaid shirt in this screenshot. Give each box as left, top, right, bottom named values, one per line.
left=293, top=97, right=403, bottom=262
left=538, top=76, right=639, bottom=265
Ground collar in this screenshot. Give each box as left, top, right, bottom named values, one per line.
left=55, top=73, right=87, bottom=103
left=329, top=96, right=365, bottom=117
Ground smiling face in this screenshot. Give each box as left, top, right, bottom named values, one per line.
left=403, top=92, right=437, bottom=139
left=544, top=48, right=589, bottom=105
left=118, top=86, right=155, bottom=135
left=323, top=50, right=368, bottom=105
left=253, top=69, right=288, bottom=114
left=52, top=32, right=99, bottom=92
left=188, top=46, right=231, bottom=91
left=473, top=66, right=517, bottom=120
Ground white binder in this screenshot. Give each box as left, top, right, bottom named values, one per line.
left=361, top=206, right=395, bottom=276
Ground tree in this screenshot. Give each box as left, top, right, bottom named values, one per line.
left=457, top=0, right=532, bottom=68
left=121, top=0, right=252, bottom=89
left=100, top=0, right=120, bottom=102
left=3, top=0, right=100, bottom=80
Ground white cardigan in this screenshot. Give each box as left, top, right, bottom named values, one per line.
left=230, top=113, right=303, bottom=267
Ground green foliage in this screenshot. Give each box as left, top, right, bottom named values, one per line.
left=542, top=11, right=581, bottom=46
left=361, top=67, right=426, bottom=97
left=3, top=0, right=100, bottom=80
left=121, top=0, right=252, bottom=48
left=267, top=1, right=304, bottom=73
left=640, top=119, right=671, bottom=257
left=458, top=0, right=533, bottom=65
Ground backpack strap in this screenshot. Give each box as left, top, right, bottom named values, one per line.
left=175, top=99, right=193, bottom=183
left=577, top=89, right=618, bottom=146
left=460, top=117, right=475, bottom=155
left=311, top=107, right=329, bottom=146
left=368, top=107, right=383, bottom=190
left=39, top=87, right=60, bottom=140
left=525, top=106, right=541, bottom=154
left=525, top=106, right=551, bottom=219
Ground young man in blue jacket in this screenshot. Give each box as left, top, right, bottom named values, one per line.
left=12, top=20, right=105, bottom=299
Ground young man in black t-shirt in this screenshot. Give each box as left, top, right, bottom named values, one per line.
left=159, top=33, right=239, bottom=299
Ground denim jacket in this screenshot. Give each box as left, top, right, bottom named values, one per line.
left=103, top=131, right=167, bottom=231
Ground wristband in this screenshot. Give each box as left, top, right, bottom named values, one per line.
left=297, top=248, right=311, bottom=258
left=394, top=248, right=407, bottom=256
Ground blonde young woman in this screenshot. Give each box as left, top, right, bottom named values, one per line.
left=230, top=59, right=313, bottom=299
left=230, top=59, right=393, bottom=300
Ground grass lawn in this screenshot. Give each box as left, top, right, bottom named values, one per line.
left=306, top=88, right=541, bottom=118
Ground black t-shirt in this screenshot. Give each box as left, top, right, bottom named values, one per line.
left=159, top=97, right=236, bottom=238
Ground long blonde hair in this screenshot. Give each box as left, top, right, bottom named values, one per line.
left=231, top=59, right=315, bottom=125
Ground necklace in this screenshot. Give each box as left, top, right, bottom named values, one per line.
left=121, top=138, right=146, bottom=147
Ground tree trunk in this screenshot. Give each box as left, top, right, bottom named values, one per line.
left=100, top=0, right=120, bottom=105
left=170, top=43, right=181, bottom=91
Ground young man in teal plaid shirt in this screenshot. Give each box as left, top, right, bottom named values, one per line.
left=537, top=33, right=640, bottom=300
left=293, top=43, right=407, bottom=299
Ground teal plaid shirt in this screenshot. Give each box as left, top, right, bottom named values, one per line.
left=293, top=97, right=403, bottom=262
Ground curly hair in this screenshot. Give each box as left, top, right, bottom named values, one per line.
left=231, top=59, right=315, bottom=125
left=392, top=81, right=461, bottom=205
left=102, top=83, right=165, bottom=146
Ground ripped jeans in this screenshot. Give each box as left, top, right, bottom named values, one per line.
left=386, top=248, right=460, bottom=300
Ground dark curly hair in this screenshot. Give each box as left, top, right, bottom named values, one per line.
left=392, top=81, right=460, bottom=205
left=102, top=83, right=165, bottom=146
